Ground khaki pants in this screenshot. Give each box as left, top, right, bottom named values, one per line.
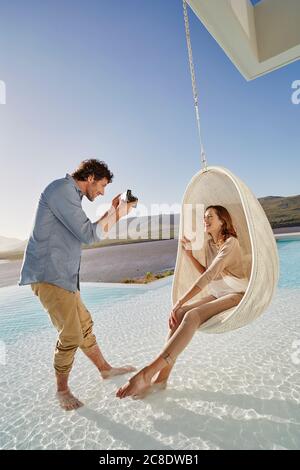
left=31, top=282, right=97, bottom=374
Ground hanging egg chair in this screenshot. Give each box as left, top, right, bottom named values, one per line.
left=171, top=2, right=279, bottom=333
left=172, top=165, right=279, bottom=333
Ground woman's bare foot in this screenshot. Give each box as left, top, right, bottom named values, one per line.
left=56, top=389, right=84, bottom=411
left=153, top=367, right=172, bottom=384
left=116, top=368, right=152, bottom=399
left=101, top=365, right=136, bottom=379
left=132, top=379, right=168, bottom=400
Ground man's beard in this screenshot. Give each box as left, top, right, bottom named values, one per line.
left=86, top=192, right=94, bottom=202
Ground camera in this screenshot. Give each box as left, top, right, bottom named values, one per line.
left=121, top=189, right=138, bottom=207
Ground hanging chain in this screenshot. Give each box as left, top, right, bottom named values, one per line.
left=183, top=0, right=207, bottom=171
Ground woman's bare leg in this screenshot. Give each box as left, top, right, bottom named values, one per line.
left=116, top=293, right=242, bottom=398
left=151, top=323, right=179, bottom=386
left=154, top=295, right=216, bottom=384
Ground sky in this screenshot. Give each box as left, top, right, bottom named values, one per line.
left=0, top=0, right=299, bottom=240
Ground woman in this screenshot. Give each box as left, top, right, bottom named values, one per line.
left=116, top=205, right=248, bottom=399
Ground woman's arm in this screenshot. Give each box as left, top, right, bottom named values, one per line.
left=195, top=237, right=237, bottom=290
left=188, top=254, right=206, bottom=274
left=176, top=237, right=237, bottom=309
left=172, top=237, right=205, bottom=310
left=177, top=281, right=202, bottom=307
left=181, top=236, right=206, bottom=274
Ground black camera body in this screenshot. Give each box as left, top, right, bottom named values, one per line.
left=123, top=189, right=138, bottom=207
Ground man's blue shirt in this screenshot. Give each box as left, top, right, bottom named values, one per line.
left=19, top=174, right=102, bottom=292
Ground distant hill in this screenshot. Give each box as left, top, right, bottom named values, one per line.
left=84, top=195, right=300, bottom=249
left=1, top=195, right=299, bottom=258
left=102, top=195, right=300, bottom=238
left=258, top=195, right=300, bottom=228
left=82, top=214, right=180, bottom=250
left=0, top=236, right=26, bottom=254
left=117, top=213, right=179, bottom=240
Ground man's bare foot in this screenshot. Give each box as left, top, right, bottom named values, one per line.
left=116, top=368, right=152, bottom=399
left=56, top=389, right=84, bottom=411
left=101, top=365, right=136, bottom=379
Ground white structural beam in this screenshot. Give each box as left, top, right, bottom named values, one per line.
left=186, top=0, right=300, bottom=80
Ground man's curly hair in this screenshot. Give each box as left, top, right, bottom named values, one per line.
left=71, top=159, right=114, bottom=182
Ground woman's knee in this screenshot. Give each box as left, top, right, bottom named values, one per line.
left=169, top=322, right=180, bottom=335
left=182, top=309, right=202, bottom=329
left=176, top=306, right=187, bottom=321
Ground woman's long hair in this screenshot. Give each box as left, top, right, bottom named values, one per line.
left=205, top=205, right=237, bottom=241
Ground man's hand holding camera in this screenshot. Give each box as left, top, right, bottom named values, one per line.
left=100, top=190, right=138, bottom=234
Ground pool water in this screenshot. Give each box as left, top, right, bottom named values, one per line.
left=0, top=284, right=149, bottom=344
left=0, top=239, right=299, bottom=451
left=277, top=239, right=300, bottom=288
left=0, top=239, right=298, bottom=344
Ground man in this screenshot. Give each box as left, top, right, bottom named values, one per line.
left=19, top=159, right=136, bottom=410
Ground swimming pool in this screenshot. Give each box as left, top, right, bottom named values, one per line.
left=0, top=239, right=298, bottom=344
left=0, top=283, right=151, bottom=344
left=277, top=238, right=300, bottom=288
left=0, top=239, right=299, bottom=450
